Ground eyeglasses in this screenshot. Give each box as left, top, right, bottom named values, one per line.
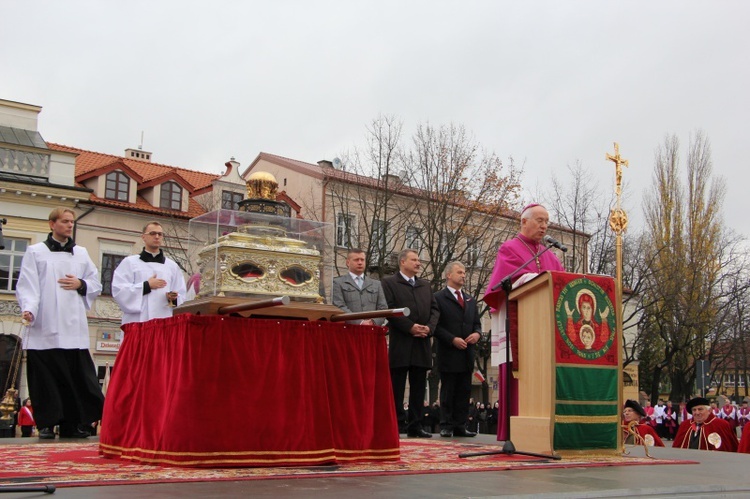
left=145, top=231, right=164, bottom=237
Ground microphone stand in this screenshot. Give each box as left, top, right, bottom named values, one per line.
left=0, top=484, right=55, bottom=494
left=460, top=242, right=562, bottom=460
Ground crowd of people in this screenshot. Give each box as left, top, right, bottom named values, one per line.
left=636, top=397, right=750, bottom=442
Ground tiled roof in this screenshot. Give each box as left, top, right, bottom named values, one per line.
left=88, top=193, right=206, bottom=219
left=46, top=143, right=219, bottom=219
left=48, top=143, right=219, bottom=191
left=248, top=152, right=433, bottom=198
left=248, top=152, right=520, bottom=218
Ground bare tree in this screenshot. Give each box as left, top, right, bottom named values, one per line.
left=406, top=122, right=522, bottom=292
left=327, top=115, right=418, bottom=278
left=546, top=161, right=617, bottom=274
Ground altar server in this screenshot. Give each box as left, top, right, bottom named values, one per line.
left=16, top=207, right=104, bottom=439
left=112, top=221, right=186, bottom=325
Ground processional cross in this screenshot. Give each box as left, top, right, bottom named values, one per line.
left=606, top=142, right=628, bottom=235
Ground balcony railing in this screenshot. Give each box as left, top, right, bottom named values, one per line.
left=0, top=148, right=50, bottom=178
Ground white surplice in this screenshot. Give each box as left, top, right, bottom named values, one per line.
left=489, top=272, right=538, bottom=365
left=16, top=243, right=102, bottom=350
left=112, top=255, right=186, bottom=325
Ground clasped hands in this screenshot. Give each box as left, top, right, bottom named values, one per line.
left=452, top=332, right=481, bottom=350
left=409, top=323, right=430, bottom=338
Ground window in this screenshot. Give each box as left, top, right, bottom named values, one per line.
left=221, top=190, right=244, bottom=210
left=405, top=226, right=422, bottom=253
left=160, top=181, right=182, bottom=210
left=371, top=219, right=390, bottom=259
left=437, top=233, right=449, bottom=261
left=565, top=255, right=575, bottom=272
left=467, top=238, right=483, bottom=268
left=105, top=171, right=130, bottom=201
left=0, top=237, right=28, bottom=292
left=336, top=213, right=356, bottom=247
left=100, top=253, right=126, bottom=295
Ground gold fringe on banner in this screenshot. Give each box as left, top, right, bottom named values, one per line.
left=554, top=415, right=619, bottom=424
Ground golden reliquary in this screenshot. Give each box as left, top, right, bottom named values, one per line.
left=191, top=172, right=327, bottom=303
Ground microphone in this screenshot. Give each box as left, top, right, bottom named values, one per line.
left=543, top=235, right=568, bottom=252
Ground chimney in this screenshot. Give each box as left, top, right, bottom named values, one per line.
left=317, top=159, right=333, bottom=168
left=381, top=172, right=401, bottom=184
left=125, top=147, right=152, bottom=162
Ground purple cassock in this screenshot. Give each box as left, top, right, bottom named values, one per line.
left=482, top=233, right=564, bottom=441
left=483, top=233, right=564, bottom=310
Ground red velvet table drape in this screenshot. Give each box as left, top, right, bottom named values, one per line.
left=99, top=314, right=399, bottom=467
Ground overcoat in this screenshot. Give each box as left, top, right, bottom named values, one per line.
left=381, top=273, right=439, bottom=369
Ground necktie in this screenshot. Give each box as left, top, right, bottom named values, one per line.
left=455, top=290, right=464, bottom=308
left=408, top=277, right=415, bottom=286
left=355, top=275, right=363, bottom=289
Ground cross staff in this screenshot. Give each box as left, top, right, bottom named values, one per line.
left=606, top=142, right=629, bottom=200
left=605, top=142, right=628, bottom=453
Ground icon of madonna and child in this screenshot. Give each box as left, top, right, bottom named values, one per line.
left=560, top=287, right=614, bottom=357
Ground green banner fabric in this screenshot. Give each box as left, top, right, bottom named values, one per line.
left=555, top=366, right=618, bottom=401
left=554, top=422, right=618, bottom=450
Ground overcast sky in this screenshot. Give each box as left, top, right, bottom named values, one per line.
left=3, top=1, right=748, bottom=237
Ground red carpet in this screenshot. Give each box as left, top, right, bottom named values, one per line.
left=0, top=440, right=697, bottom=488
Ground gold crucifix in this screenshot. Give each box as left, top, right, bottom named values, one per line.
left=606, top=142, right=629, bottom=200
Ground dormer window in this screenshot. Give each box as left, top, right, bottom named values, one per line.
left=105, top=171, right=130, bottom=201
left=160, top=181, right=182, bottom=210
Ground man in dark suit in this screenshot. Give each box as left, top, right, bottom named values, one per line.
left=331, top=248, right=388, bottom=324
left=434, top=261, right=482, bottom=437
left=382, top=249, right=440, bottom=438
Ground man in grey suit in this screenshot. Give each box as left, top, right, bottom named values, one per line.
left=331, top=248, right=388, bottom=325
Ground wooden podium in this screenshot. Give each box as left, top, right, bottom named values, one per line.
left=508, top=271, right=621, bottom=456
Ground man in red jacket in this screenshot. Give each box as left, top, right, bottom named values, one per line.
left=673, top=397, right=738, bottom=452
left=622, top=399, right=664, bottom=447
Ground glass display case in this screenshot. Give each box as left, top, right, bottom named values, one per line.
left=187, top=210, right=332, bottom=302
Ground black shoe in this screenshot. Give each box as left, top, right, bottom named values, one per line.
left=452, top=428, right=477, bottom=437
left=59, top=428, right=90, bottom=439
left=440, top=429, right=453, bottom=437
left=38, top=427, right=56, bottom=440
left=407, top=428, right=433, bottom=438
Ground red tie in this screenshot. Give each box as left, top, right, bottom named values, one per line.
left=455, top=290, right=464, bottom=308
